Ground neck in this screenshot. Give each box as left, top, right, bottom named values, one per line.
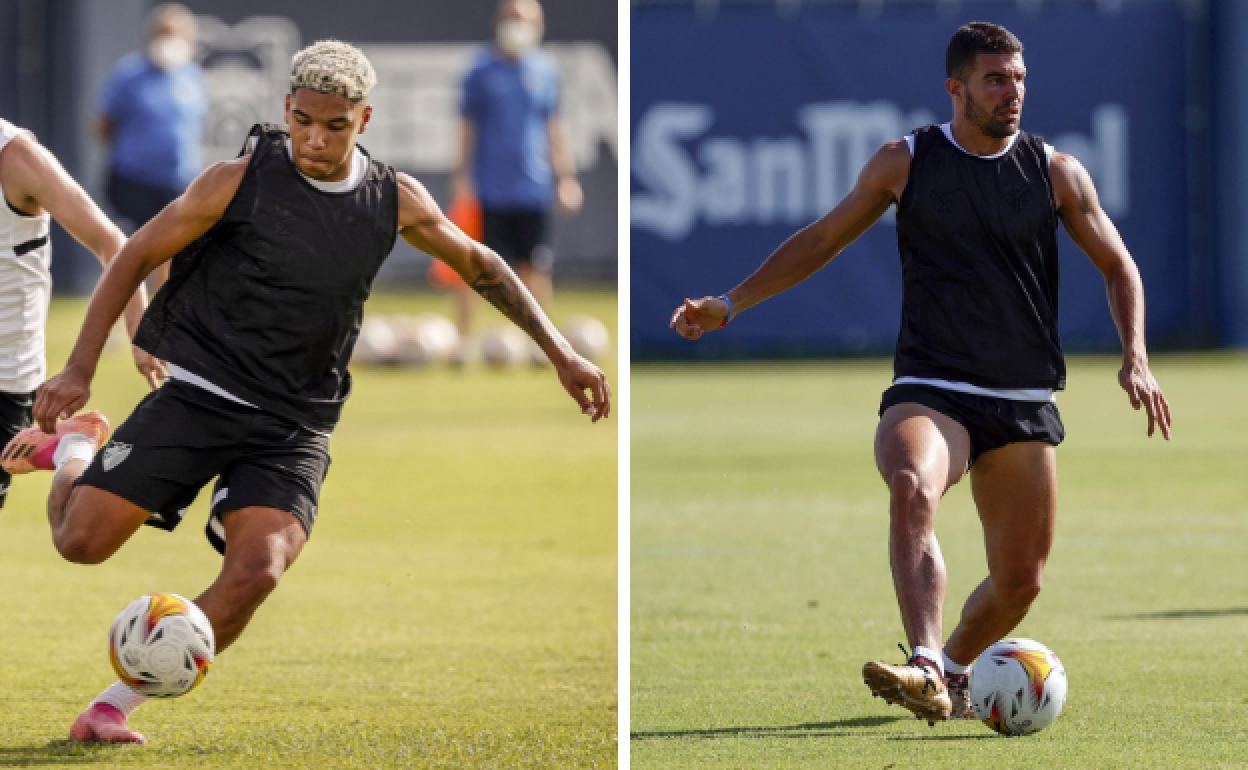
left=948, top=118, right=1013, bottom=157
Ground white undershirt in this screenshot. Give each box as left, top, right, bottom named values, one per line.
left=898, top=124, right=1057, bottom=403
left=167, top=139, right=367, bottom=411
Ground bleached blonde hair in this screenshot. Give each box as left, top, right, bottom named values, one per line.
left=289, top=40, right=376, bottom=103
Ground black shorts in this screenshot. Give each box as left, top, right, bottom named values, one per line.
left=482, top=208, right=553, bottom=270
left=879, top=384, right=1065, bottom=466
left=0, top=390, right=35, bottom=509
left=106, top=170, right=181, bottom=233
left=77, top=380, right=331, bottom=555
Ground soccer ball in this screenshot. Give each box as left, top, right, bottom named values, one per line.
left=971, top=638, right=1067, bottom=736
left=561, top=315, right=611, bottom=362
left=108, top=593, right=215, bottom=698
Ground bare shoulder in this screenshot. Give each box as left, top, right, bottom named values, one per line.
left=181, top=157, right=249, bottom=214
left=0, top=130, right=60, bottom=183
left=395, top=171, right=439, bottom=230
left=1047, top=151, right=1097, bottom=212
left=858, top=139, right=911, bottom=200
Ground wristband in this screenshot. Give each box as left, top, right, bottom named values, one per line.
left=718, top=293, right=735, bottom=328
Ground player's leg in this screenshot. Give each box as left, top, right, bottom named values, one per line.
left=514, top=210, right=553, bottom=307
left=862, top=396, right=970, bottom=723
left=195, top=505, right=308, bottom=651
left=875, top=402, right=970, bottom=654
left=942, top=441, right=1056, bottom=665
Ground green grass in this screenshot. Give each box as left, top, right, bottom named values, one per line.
left=631, top=355, right=1248, bottom=769
left=0, top=290, right=617, bottom=769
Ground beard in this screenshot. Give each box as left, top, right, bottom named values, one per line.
left=962, top=94, right=1017, bottom=139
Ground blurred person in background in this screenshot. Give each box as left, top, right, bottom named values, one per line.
left=96, top=1, right=205, bottom=284
left=0, top=118, right=163, bottom=509
left=445, top=0, right=582, bottom=359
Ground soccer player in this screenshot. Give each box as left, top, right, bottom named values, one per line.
left=0, top=118, right=163, bottom=510
left=2, top=40, right=610, bottom=745
left=669, top=22, right=1170, bottom=724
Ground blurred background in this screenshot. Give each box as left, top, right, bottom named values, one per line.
left=0, top=0, right=617, bottom=295
left=631, top=0, right=1248, bottom=358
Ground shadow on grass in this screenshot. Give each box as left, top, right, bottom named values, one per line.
left=0, top=740, right=134, bottom=767
left=632, top=715, right=905, bottom=740
left=1109, top=606, right=1248, bottom=620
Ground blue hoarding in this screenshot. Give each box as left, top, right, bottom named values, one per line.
left=631, top=2, right=1205, bottom=358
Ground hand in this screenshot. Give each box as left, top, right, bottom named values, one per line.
left=554, top=353, right=611, bottom=423
left=1118, top=357, right=1172, bottom=440
left=556, top=176, right=583, bottom=215
left=669, top=296, right=731, bottom=340
left=132, top=346, right=168, bottom=390
left=33, top=365, right=93, bottom=433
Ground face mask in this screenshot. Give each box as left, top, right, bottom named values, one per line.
left=147, top=36, right=192, bottom=70
left=496, top=20, right=539, bottom=57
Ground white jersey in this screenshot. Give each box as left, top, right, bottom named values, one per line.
left=0, top=118, right=52, bottom=393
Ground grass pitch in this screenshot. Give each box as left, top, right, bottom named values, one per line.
left=0, top=290, right=616, bottom=769
left=631, top=355, right=1248, bottom=769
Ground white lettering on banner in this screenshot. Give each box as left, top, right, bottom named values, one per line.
left=195, top=17, right=617, bottom=172
left=631, top=102, right=1131, bottom=241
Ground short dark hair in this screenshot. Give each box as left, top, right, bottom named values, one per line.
left=946, top=22, right=1023, bottom=80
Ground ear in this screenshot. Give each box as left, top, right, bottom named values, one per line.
left=945, top=77, right=963, bottom=101
left=284, top=92, right=292, bottom=122
left=358, top=104, right=373, bottom=135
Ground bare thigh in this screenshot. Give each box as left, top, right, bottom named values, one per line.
left=969, top=441, right=1058, bottom=582
left=875, top=402, right=972, bottom=493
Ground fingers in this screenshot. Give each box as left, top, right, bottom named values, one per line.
left=1154, top=389, right=1172, bottom=440
left=669, top=298, right=707, bottom=341
left=590, top=373, right=611, bottom=422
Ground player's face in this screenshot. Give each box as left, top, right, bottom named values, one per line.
left=958, top=52, right=1026, bottom=139
left=284, top=89, right=372, bottom=181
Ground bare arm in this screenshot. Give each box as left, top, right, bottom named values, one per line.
left=396, top=172, right=609, bottom=421
left=671, top=140, right=909, bottom=338
left=547, top=117, right=582, bottom=214
left=1051, top=151, right=1171, bottom=439
left=33, top=159, right=246, bottom=430
left=450, top=117, right=475, bottom=202
left=0, top=132, right=161, bottom=384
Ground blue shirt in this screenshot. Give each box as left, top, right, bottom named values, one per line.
left=460, top=46, right=560, bottom=210
left=99, top=52, right=206, bottom=190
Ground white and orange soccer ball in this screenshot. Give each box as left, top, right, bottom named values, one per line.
left=109, top=593, right=215, bottom=698
left=971, top=638, right=1067, bottom=736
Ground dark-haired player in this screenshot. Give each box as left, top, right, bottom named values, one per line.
left=670, top=21, right=1169, bottom=724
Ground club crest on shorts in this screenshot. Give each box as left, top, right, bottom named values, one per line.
left=101, top=441, right=133, bottom=472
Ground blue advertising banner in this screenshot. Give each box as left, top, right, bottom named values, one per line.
left=632, top=3, right=1202, bottom=358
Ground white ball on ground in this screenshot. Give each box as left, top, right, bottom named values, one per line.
left=561, top=315, right=611, bottom=361
left=481, top=326, right=529, bottom=368
left=411, top=313, right=461, bottom=362
left=353, top=315, right=401, bottom=366
left=389, top=315, right=437, bottom=368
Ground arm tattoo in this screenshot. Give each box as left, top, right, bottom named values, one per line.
left=470, top=264, right=557, bottom=349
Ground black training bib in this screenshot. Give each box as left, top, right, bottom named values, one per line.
left=894, top=125, right=1064, bottom=390
left=135, top=124, right=399, bottom=432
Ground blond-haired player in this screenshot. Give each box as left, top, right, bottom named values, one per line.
left=3, top=40, right=609, bottom=745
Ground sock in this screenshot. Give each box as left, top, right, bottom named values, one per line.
left=93, top=681, right=147, bottom=717
left=912, top=645, right=943, bottom=675
left=943, top=651, right=971, bottom=675
left=52, top=433, right=95, bottom=471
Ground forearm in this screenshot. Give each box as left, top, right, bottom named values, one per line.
left=1105, top=261, right=1148, bottom=363
left=468, top=247, right=572, bottom=363
left=548, top=120, right=576, bottom=181
left=726, top=220, right=839, bottom=314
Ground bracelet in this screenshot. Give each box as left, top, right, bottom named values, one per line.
left=718, top=293, right=735, bottom=328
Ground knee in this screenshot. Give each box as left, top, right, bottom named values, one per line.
left=54, top=527, right=114, bottom=565
left=995, top=572, right=1044, bottom=607
left=221, top=557, right=284, bottom=602
left=888, top=469, right=940, bottom=518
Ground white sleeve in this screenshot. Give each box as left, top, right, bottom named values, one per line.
left=1043, top=142, right=1055, bottom=166
left=904, top=134, right=915, bottom=157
